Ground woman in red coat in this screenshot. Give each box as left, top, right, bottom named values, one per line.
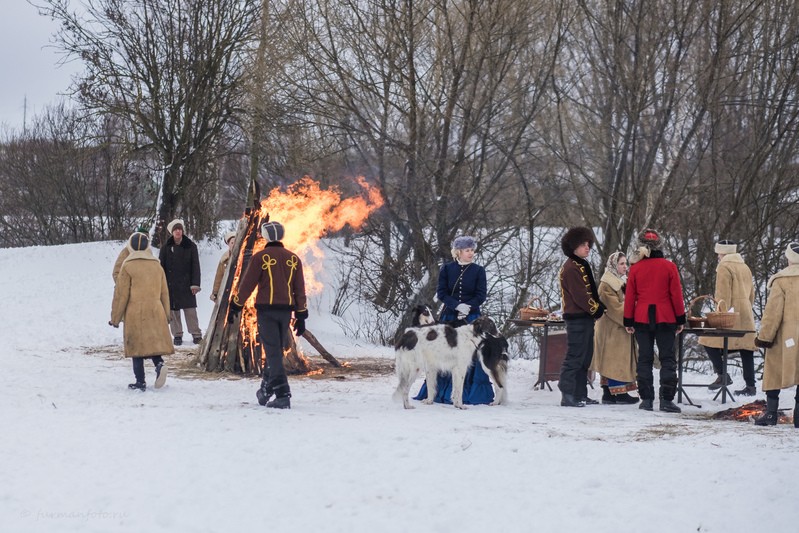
left=623, top=229, right=686, bottom=413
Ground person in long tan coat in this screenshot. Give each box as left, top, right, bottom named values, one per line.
left=591, top=252, right=639, bottom=404
left=110, top=232, right=174, bottom=391
left=753, top=242, right=799, bottom=427
left=210, top=231, right=237, bottom=302
left=698, top=240, right=758, bottom=395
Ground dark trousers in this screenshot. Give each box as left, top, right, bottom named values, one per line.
left=705, top=347, right=755, bottom=386
left=132, top=356, right=164, bottom=383
left=635, top=324, right=678, bottom=401
left=765, top=387, right=799, bottom=402
left=559, top=317, right=594, bottom=400
left=256, top=309, right=292, bottom=382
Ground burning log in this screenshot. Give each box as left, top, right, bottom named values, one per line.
left=712, top=400, right=792, bottom=424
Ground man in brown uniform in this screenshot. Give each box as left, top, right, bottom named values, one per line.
left=229, top=221, right=308, bottom=409
left=558, top=226, right=605, bottom=407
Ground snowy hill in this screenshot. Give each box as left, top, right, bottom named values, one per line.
left=1, top=240, right=797, bottom=533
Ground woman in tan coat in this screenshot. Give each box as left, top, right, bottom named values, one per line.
left=592, top=252, right=639, bottom=404
left=110, top=232, right=174, bottom=391
left=754, top=242, right=799, bottom=427
left=698, top=240, right=757, bottom=395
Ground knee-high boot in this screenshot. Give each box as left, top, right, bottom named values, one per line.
left=755, top=396, right=779, bottom=426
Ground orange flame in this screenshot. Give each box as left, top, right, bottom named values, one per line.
left=254, top=175, right=384, bottom=294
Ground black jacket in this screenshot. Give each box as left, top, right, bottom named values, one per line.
left=159, top=236, right=201, bottom=309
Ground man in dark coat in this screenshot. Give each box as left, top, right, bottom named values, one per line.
left=623, top=229, right=685, bottom=413
left=159, top=218, right=202, bottom=345
left=558, top=226, right=605, bottom=407
left=229, top=221, right=308, bottom=409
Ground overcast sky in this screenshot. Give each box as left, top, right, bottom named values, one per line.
left=0, top=2, right=83, bottom=131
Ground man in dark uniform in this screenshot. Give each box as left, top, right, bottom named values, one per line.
left=229, top=221, right=308, bottom=409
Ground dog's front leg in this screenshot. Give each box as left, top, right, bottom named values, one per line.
left=451, top=368, right=467, bottom=409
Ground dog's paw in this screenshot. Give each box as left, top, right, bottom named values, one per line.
left=403, top=404, right=416, bottom=410
left=422, top=398, right=434, bottom=405
left=454, top=403, right=468, bottom=410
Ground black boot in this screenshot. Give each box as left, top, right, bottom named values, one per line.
left=614, top=392, right=640, bottom=404
left=256, top=369, right=273, bottom=406
left=734, top=385, right=757, bottom=396
left=601, top=386, right=616, bottom=405
left=708, top=373, right=732, bottom=390
left=639, top=399, right=654, bottom=411
left=659, top=400, right=682, bottom=413
left=128, top=381, right=146, bottom=391
left=560, top=393, right=585, bottom=407
left=755, top=396, right=779, bottom=426
left=266, top=375, right=291, bottom=409
left=794, top=401, right=798, bottom=429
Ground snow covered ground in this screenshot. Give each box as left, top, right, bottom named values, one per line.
left=1, top=240, right=798, bottom=533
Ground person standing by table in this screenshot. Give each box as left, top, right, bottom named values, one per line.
left=624, top=229, right=685, bottom=413
left=753, top=242, right=799, bottom=427
left=558, top=226, right=605, bottom=407
left=591, top=251, right=639, bottom=404
left=698, top=240, right=758, bottom=396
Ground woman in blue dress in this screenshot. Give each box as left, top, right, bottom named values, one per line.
left=414, top=235, right=494, bottom=404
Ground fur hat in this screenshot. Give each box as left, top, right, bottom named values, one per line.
left=638, top=228, right=662, bottom=250
left=129, top=232, right=149, bottom=251
left=224, top=231, right=236, bottom=244
left=560, top=226, right=595, bottom=256
left=452, top=235, right=477, bottom=250
left=786, top=242, right=799, bottom=264
left=167, top=219, right=184, bottom=233
left=715, top=240, right=737, bottom=255
left=261, top=221, right=285, bottom=242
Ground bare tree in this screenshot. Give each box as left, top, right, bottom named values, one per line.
left=38, top=0, right=260, bottom=244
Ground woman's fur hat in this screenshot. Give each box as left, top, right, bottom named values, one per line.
left=715, top=240, right=737, bottom=255
left=452, top=235, right=477, bottom=250
left=786, top=242, right=799, bottom=264
left=560, top=226, right=595, bottom=256
left=129, top=232, right=149, bottom=251
left=638, top=228, right=662, bottom=250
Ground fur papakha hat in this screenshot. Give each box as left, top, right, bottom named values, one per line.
left=452, top=235, right=478, bottom=250
left=224, top=231, right=237, bottom=244
left=129, top=232, right=149, bottom=251
left=638, top=228, right=662, bottom=250
left=715, top=240, right=738, bottom=255
left=786, top=242, right=799, bottom=264
left=261, top=221, right=285, bottom=242
left=561, top=226, right=595, bottom=256
left=167, top=219, right=184, bottom=233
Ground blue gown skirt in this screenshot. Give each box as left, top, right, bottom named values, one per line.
left=413, top=310, right=495, bottom=405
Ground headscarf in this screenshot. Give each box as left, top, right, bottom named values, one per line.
left=605, top=251, right=627, bottom=282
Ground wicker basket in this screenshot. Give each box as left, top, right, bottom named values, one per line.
left=705, top=298, right=738, bottom=329
left=687, top=295, right=709, bottom=328
left=519, top=297, right=549, bottom=320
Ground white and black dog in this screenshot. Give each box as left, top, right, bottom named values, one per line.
left=393, top=315, right=509, bottom=409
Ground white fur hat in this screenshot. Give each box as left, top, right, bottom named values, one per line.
left=714, top=240, right=737, bottom=255
left=167, top=219, right=185, bottom=233
left=224, top=231, right=236, bottom=244
left=786, top=242, right=799, bottom=264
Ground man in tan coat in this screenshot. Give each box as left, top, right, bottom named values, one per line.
left=698, top=240, right=758, bottom=395
left=110, top=232, right=175, bottom=390
left=753, top=242, right=799, bottom=427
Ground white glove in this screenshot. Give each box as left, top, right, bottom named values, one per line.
left=456, top=303, right=471, bottom=316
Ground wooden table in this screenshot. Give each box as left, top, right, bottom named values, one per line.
left=677, top=328, right=755, bottom=405
left=508, top=318, right=566, bottom=390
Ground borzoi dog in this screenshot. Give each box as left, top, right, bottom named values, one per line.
left=411, top=304, right=436, bottom=327
left=393, top=316, right=508, bottom=409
